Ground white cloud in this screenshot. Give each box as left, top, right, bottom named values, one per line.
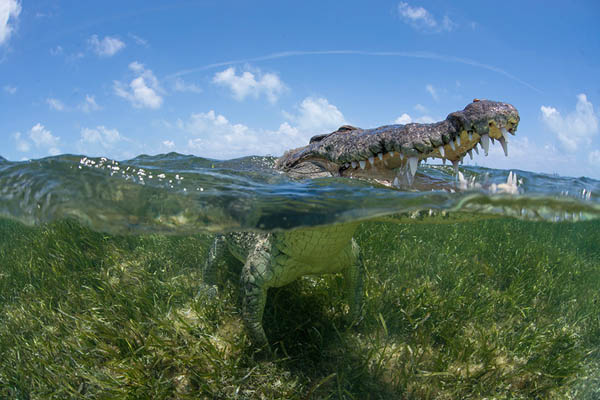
left=78, top=126, right=135, bottom=159
left=114, top=61, right=163, bottom=109
left=398, top=2, right=436, bottom=28
left=182, top=110, right=260, bottom=158
left=394, top=112, right=434, bottom=124
left=129, top=60, right=144, bottom=73
left=0, top=0, right=21, bottom=45
left=416, top=115, right=435, bottom=123
left=448, top=132, right=600, bottom=179
left=79, top=95, right=100, bottom=113
left=80, top=126, right=122, bottom=148
left=46, top=97, right=66, bottom=111
left=275, top=121, right=300, bottom=139
left=414, top=103, right=427, bottom=113
left=589, top=150, right=600, bottom=166
left=283, top=97, right=346, bottom=134
left=3, top=84, right=16, bottom=94
left=88, top=34, right=125, bottom=57
left=395, top=113, right=412, bottom=124
left=172, top=97, right=345, bottom=159
left=128, top=33, right=148, bottom=47
left=162, top=140, right=175, bottom=149
left=179, top=97, right=345, bottom=159
left=67, top=51, right=84, bottom=62
left=212, top=67, right=286, bottom=103
left=442, top=15, right=457, bottom=31
left=541, top=94, right=598, bottom=152
left=459, top=134, right=595, bottom=177
left=397, top=2, right=454, bottom=32
left=28, top=123, right=60, bottom=155
left=173, top=77, right=202, bottom=93
left=13, top=131, right=29, bottom=152
left=425, top=84, right=439, bottom=101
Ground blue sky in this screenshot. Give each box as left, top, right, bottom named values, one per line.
left=1, top=0, right=599, bottom=178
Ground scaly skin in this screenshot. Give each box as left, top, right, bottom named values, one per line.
left=204, top=99, right=520, bottom=352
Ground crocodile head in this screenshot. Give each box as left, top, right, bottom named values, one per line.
left=275, top=99, right=520, bottom=186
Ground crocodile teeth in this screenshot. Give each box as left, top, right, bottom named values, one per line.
left=473, top=143, right=479, bottom=155
left=399, top=152, right=404, bottom=160
left=499, top=137, right=508, bottom=157
left=344, top=163, right=349, bottom=168
left=456, top=136, right=461, bottom=146
left=452, top=160, right=459, bottom=175
left=377, top=153, right=383, bottom=161
left=389, top=151, right=394, bottom=157
left=491, top=137, right=495, bottom=145
left=449, top=140, right=456, bottom=151
left=359, top=160, right=366, bottom=170
left=468, top=149, right=473, bottom=160
left=500, top=127, right=510, bottom=141
left=480, top=134, right=490, bottom=155
left=438, top=146, right=445, bottom=157
left=368, top=156, right=375, bottom=166
left=468, top=132, right=473, bottom=141
left=408, top=157, right=418, bottom=177
left=351, top=161, right=357, bottom=169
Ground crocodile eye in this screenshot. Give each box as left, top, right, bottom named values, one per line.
left=488, top=121, right=494, bottom=127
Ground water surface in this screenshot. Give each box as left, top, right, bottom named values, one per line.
left=0, top=153, right=598, bottom=234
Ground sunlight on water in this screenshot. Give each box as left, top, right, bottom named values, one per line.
left=0, top=153, right=599, bottom=234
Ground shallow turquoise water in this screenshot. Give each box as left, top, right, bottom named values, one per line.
left=0, top=153, right=598, bottom=234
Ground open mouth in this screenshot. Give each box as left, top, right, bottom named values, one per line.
left=338, top=119, right=518, bottom=187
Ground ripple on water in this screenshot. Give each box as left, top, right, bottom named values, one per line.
left=0, top=153, right=598, bottom=234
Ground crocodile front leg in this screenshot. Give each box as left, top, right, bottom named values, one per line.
left=240, top=233, right=363, bottom=351
left=240, top=234, right=274, bottom=352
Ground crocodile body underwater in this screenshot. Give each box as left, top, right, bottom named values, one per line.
left=203, top=99, right=520, bottom=351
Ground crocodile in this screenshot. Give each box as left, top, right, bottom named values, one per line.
left=204, top=99, right=520, bottom=352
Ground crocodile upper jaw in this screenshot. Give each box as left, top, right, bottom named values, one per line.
left=277, top=99, right=520, bottom=187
